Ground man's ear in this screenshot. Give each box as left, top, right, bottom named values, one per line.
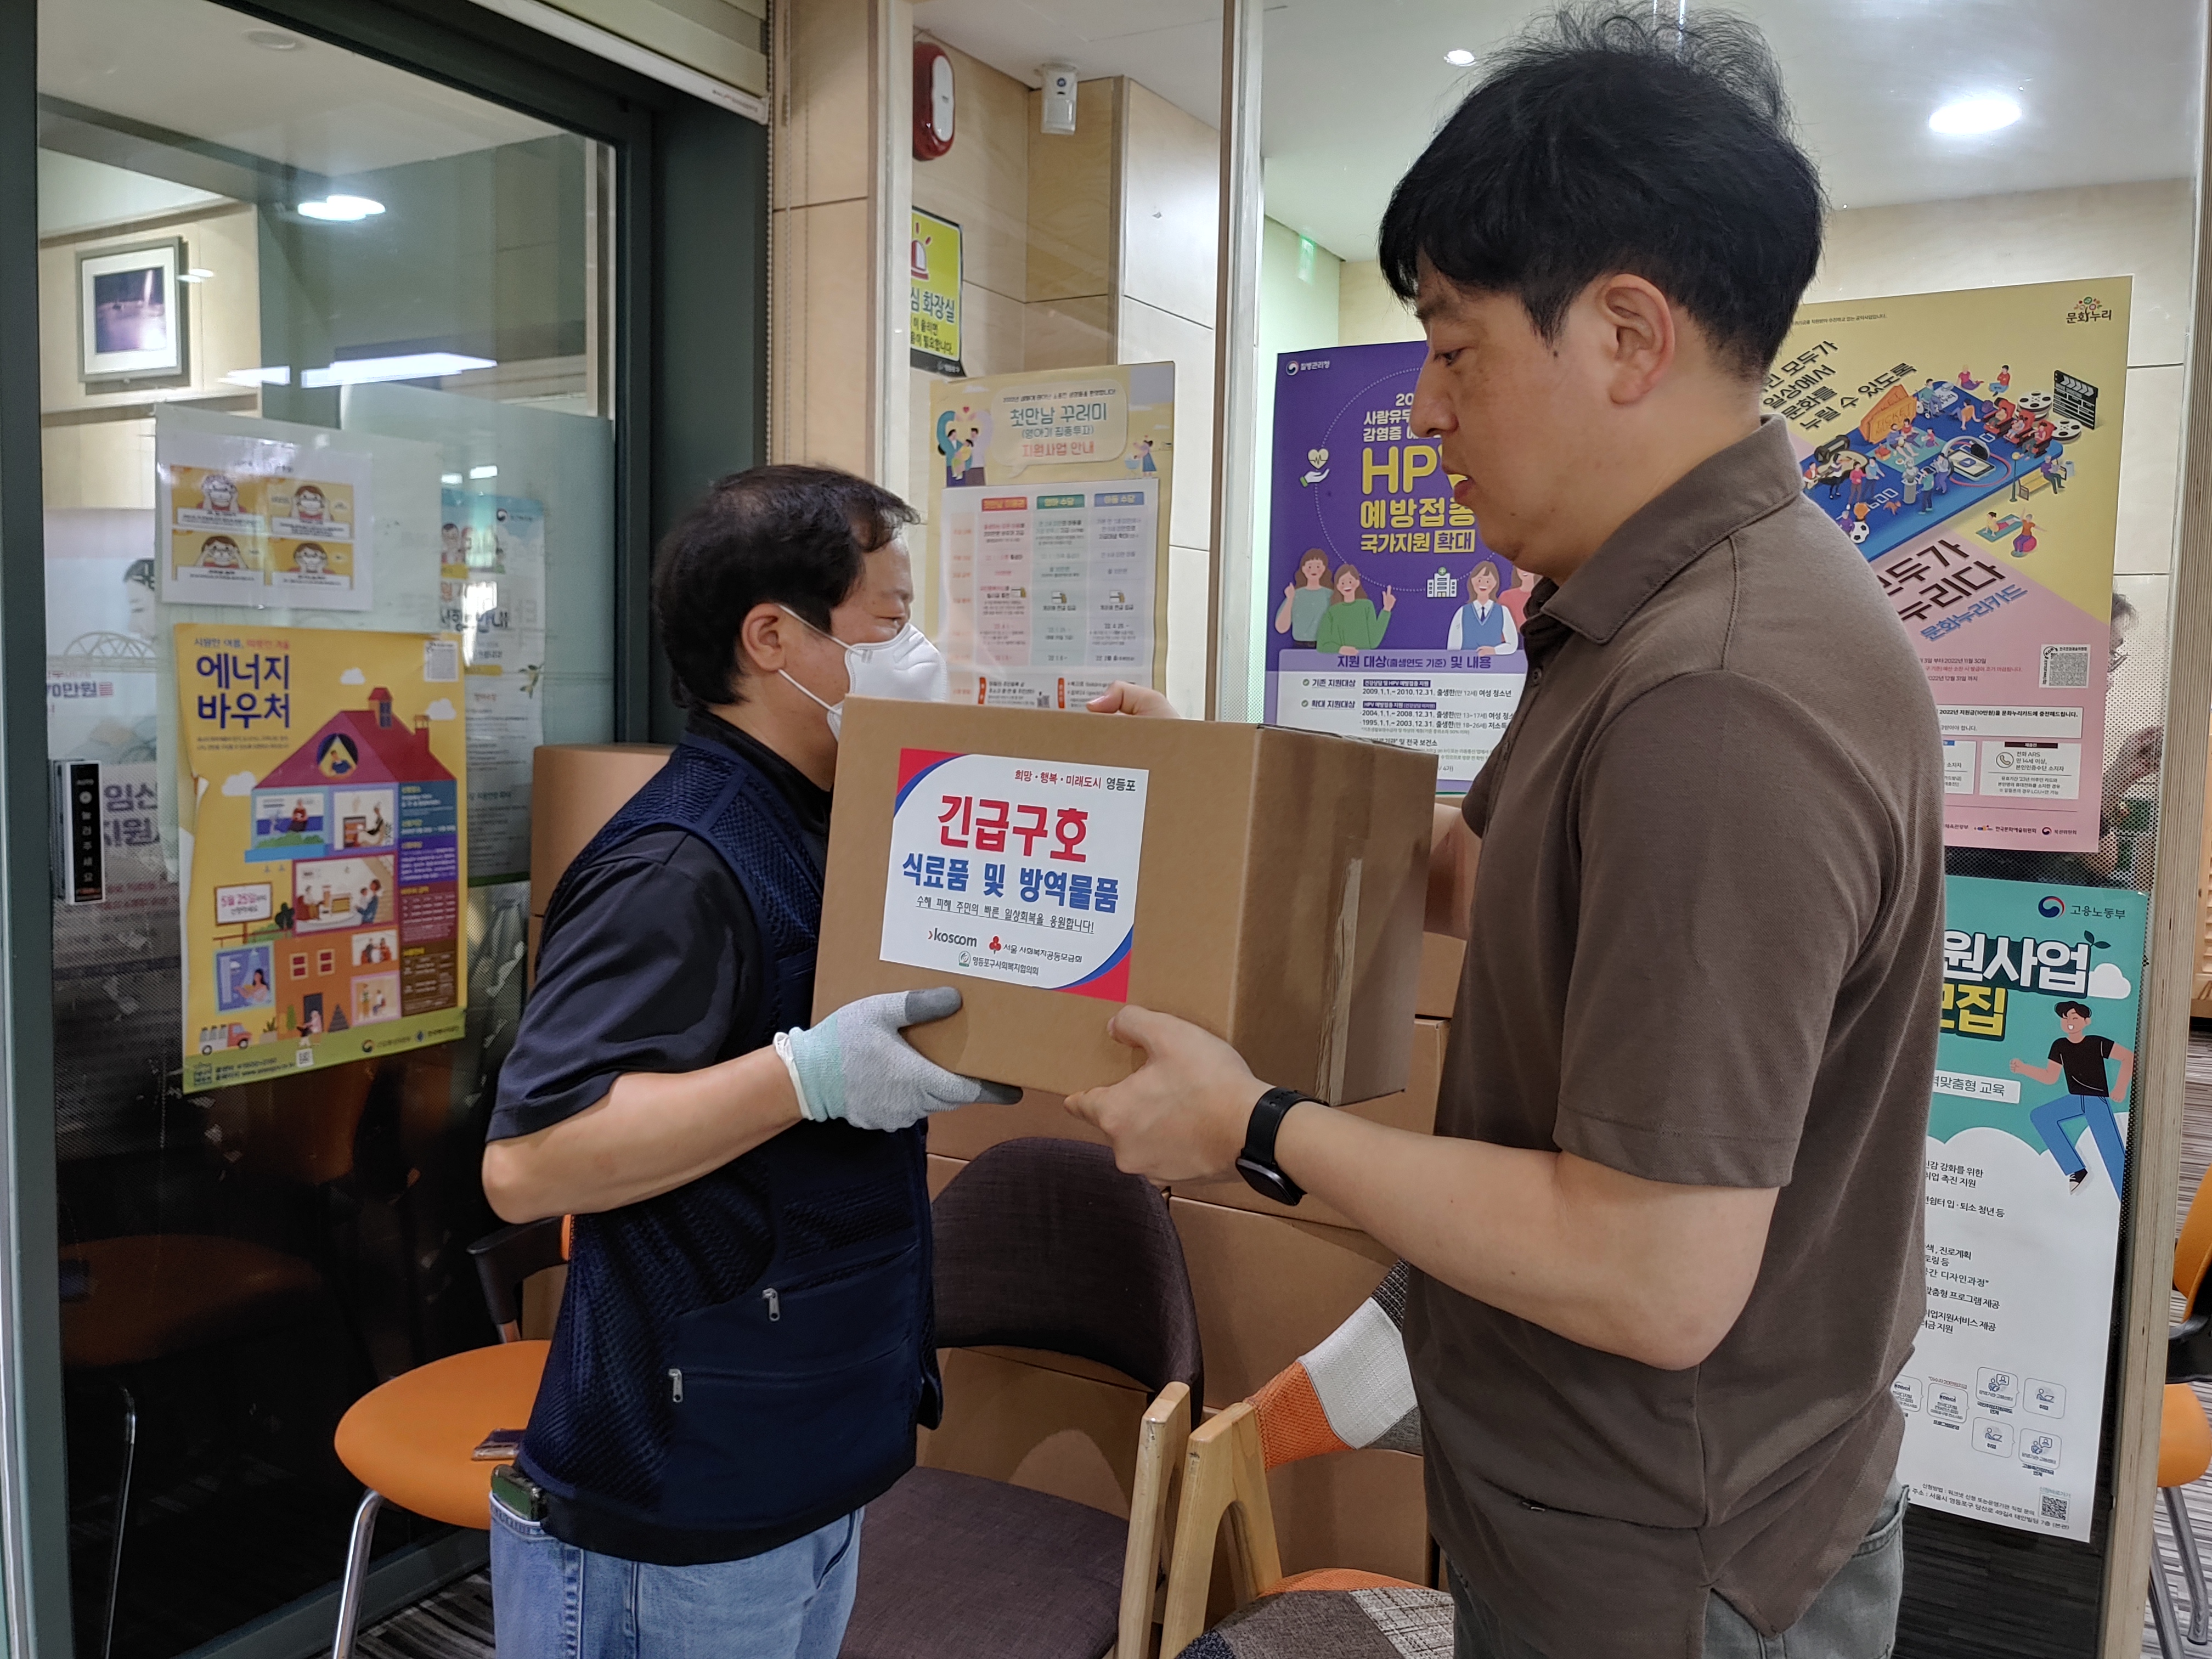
left=735, top=602, right=794, bottom=681
left=1589, top=273, right=1676, bottom=406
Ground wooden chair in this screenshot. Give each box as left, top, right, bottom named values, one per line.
left=326, top=1216, right=566, bottom=1657
left=2154, top=1163, right=2212, bottom=1652
left=840, top=1138, right=1203, bottom=1659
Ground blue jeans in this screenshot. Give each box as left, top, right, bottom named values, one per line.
left=1451, top=1481, right=1907, bottom=1658
left=490, top=1491, right=862, bottom=1658
left=2029, top=1092, right=2126, bottom=1192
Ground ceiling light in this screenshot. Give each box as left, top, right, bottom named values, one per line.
left=440, top=472, right=463, bottom=486
left=1444, top=48, right=1475, bottom=66
left=469, top=465, right=499, bottom=480
left=222, top=365, right=291, bottom=387
left=298, top=352, right=495, bottom=388
left=178, top=267, right=215, bottom=284
left=245, top=28, right=301, bottom=49
left=1928, top=95, right=2021, bottom=137
left=297, top=195, right=385, bottom=222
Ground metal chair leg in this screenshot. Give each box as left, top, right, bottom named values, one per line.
left=2169, top=1485, right=2211, bottom=1645
left=331, top=1489, right=384, bottom=1659
left=100, top=1385, right=137, bottom=1659
left=2152, top=1561, right=2186, bottom=1658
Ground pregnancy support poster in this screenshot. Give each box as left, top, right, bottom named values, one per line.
left=176, top=625, right=467, bottom=1090
left=1897, top=876, right=2144, bottom=1540
left=1770, top=280, right=2131, bottom=852
left=1264, top=342, right=1527, bottom=794
left=931, top=362, right=1173, bottom=710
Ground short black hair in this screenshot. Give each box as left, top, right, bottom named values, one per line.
left=653, top=464, right=917, bottom=707
left=1378, top=5, right=1822, bottom=379
left=2053, top=1001, right=2092, bottom=1021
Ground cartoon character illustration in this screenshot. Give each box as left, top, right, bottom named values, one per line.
left=1447, top=558, right=1519, bottom=658
left=1126, top=438, right=1157, bottom=475
left=935, top=409, right=969, bottom=486
left=293, top=542, right=330, bottom=577
left=910, top=232, right=931, bottom=283
left=2011, top=1000, right=2133, bottom=1194
left=1993, top=364, right=2012, bottom=396
left=1300, top=447, right=1330, bottom=487
left=292, top=484, right=328, bottom=523
left=201, top=472, right=240, bottom=514
left=242, top=968, right=272, bottom=1005
left=199, top=535, right=244, bottom=569
left=357, top=879, right=382, bottom=928
left=1313, top=562, right=1395, bottom=657
left=121, top=558, right=157, bottom=639
left=2012, top=516, right=2038, bottom=559
left=1275, top=549, right=1334, bottom=642
left=441, top=521, right=465, bottom=561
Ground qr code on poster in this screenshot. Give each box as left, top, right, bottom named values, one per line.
left=2040, top=645, right=2090, bottom=689
left=2040, top=1489, right=2070, bottom=1524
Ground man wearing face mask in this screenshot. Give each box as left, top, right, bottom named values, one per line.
left=480, top=465, right=1011, bottom=1658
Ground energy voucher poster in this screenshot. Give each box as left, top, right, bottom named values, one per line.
left=1898, top=876, right=2145, bottom=1540
left=176, top=625, right=467, bottom=1089
left=1770, top=280, right=2130, bottom=851
left=932, top=362, right=1173, bottom=709
left=1263, top=341, right=1527, bottom=793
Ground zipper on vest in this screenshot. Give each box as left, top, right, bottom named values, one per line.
left=763, top=1286, right=781, bottom=1322
left=668, top=1368, right=684, bottom=1402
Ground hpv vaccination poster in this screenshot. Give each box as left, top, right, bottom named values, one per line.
left=1896, top=875, right=2144, bottom=1541
left=174, top=625, right=467, bottom=1090
left=1770, top=279, right=2131, bottom=852
left=1263, top=341, right=1526, bottom=795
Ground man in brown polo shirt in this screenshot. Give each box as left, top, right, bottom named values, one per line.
left=1069, top=10, right=1941, bottom=1658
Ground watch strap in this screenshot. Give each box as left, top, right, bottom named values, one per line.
left=1237, top=1086, right=1320, bottom=1206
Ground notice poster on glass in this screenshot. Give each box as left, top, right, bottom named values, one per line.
left=1898, top=875, right=2145, bottom=1541
left=932, top=362, right=1173, bottom=710
left=440, top=490, right=546, bottom=881
left=175, top=624, right=466, bottom=1090
left=157, top=412, right=374, bottom=610
left=1769, top=280, right=2130, bottom=851
left=1263, top=341, right=1527, bottom=794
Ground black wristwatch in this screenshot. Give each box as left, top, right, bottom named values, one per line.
left=1237, top=1086, right=1323, bottom=1206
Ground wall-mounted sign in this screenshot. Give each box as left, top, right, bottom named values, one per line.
left=910, top=208, right=963, bottom=375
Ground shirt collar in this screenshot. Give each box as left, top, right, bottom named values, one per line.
left=1536, top=416, right=1804, bottom=647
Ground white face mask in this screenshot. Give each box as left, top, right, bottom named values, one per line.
left=777, top=606, right=948, bottom=738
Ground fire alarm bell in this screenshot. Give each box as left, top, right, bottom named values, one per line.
left=914, top=43, right=954, bottom=159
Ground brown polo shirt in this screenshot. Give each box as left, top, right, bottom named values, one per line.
left=1407, top=417, right=1942, bottom=1657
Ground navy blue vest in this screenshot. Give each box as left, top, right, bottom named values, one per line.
left=518, top=732, right=940, bottom=1564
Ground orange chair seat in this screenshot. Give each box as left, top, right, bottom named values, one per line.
left=335, top=1341, right=549, bottom=1529
left=2163, top=1384, right=2212, bottom=1489
left=61, top=1234, right=326, bottom=1370
left=1266, top=1567, right=1427, bottom=1596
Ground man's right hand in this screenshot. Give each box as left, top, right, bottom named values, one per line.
left=1087, top=682, right=1180, bottom=717
left=778, top=988, right=1020, bottom=1132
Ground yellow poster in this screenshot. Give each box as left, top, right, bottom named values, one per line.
left=930, top=362, right=1175, bottom=709
left=176, top=625, right=467, bottom=1090
left=1770, top=279, right=2131, bottom=851
left=910, top=208, right=962, bottom=373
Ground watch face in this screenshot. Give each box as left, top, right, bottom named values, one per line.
left=1237, top=1155, right=1301, bottom=1206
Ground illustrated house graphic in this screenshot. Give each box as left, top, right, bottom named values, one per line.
left=258, top=687, right=454, bottom=791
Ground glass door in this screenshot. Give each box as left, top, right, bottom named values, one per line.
left=35, top=0, right=617, bottom=1649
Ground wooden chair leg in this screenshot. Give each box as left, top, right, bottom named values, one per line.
left=2152, top=1561, right=2186, bottom=1659
left=1116, top=1383, right=1191, bottom=1659
left=1159, top=1404, right=1284, bottom=1659
left=331, top=1488, right=384, bottom=1659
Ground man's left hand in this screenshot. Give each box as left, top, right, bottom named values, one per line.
left=1065, top=1006, right=1263, bottom=1182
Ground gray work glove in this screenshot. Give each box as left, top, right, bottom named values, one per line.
left=775, top=987, right=1019, bottom=1132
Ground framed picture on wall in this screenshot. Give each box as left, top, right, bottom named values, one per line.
left=77, top=238, right=188, bottom=386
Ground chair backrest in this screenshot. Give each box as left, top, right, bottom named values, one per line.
left=469, top=1217, right=569, bottom=1344
left=1159, top=1403, right=1283, bottom=1657
left=2179, top=1165, right=2212, bottom=1302
left=932, top=1137, right=1203, bottom=1420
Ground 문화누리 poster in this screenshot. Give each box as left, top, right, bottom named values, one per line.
left=1770, top=280, right=2131, bottom=851
left=1263, top=341, right=1527, bottom=793
left=176, top=625, right=466, bottom=1089
left=932, top=362, right=1172, bottom=710
left=1897, top=874, right=2145, bottom=1541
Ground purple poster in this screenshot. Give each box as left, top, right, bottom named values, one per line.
left=1262, top=342, right=1527, bottom=793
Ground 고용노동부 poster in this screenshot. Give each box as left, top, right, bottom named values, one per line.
left=176, top=625, right=466, bottom=1089
left=1770, top=280, right=2130, bottom=851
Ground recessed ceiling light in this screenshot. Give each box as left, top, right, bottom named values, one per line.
left=1928, top=94, right=2021, bottom=137
left=441, top=473, right=463, bottom=486
left=1444, top=47, right=1476, bottom=66
left=245, top=27, right=301, bottom=49
left=297, top=195, right=385, bottom=222
left=469, top=465, right=500, bottom=480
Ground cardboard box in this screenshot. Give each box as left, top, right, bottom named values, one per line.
left=528, top=743, right=672, bottom=974
left=1169, top=1197, right=1396, bottom=1408
left=1171, top=1017, right=1447, bottom=1229
left=1269, top=1448, right=1430, bottom=1585
left=816, top=699, right=1436, bottom=1103
left=920, top=1345, right=1153, bottom=1519
left=1417, top=932, right=1465, bottom=1019
left=926, top=1088, right=1110, bottom=1161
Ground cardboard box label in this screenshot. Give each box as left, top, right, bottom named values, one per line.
left=881, top=748, right=1148, bottom=1000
